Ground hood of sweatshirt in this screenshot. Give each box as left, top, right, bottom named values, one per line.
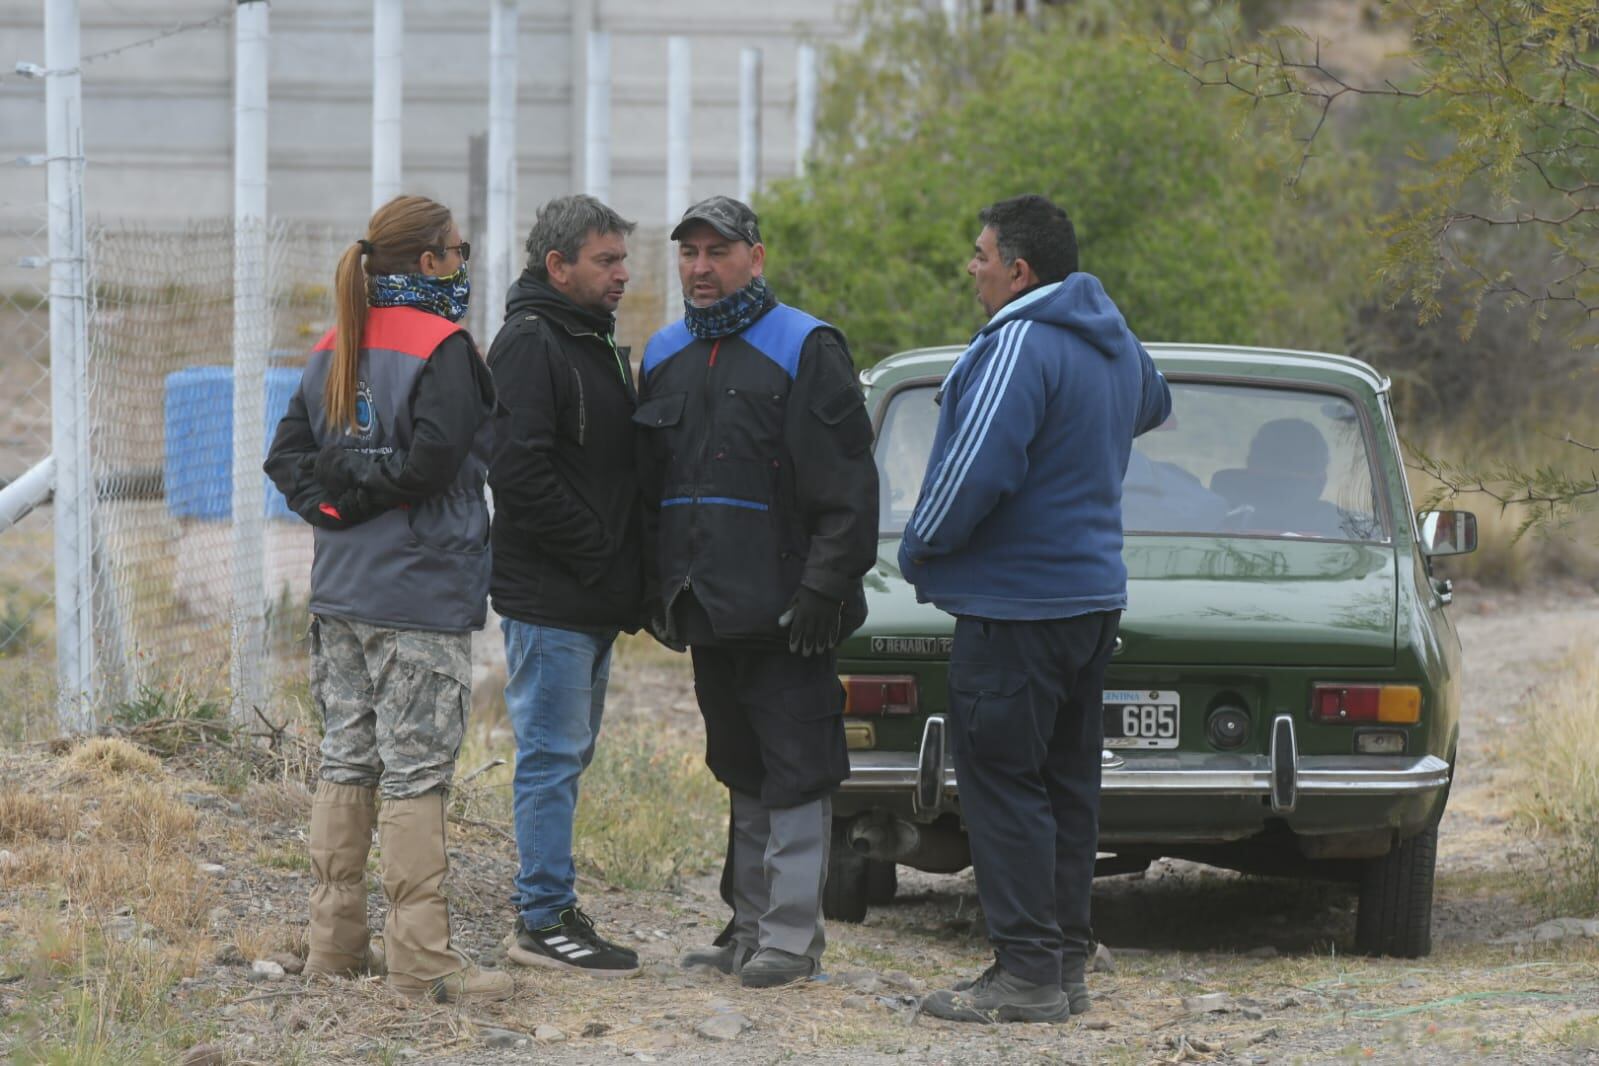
left=977, top=272, right=1141, bottom=362
left=504, top=272, right=616, bottom=339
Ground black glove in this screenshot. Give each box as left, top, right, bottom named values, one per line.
left=646, top=600, right=686, bottom=653
left=314, top=445, right=361, bottom=494
left=779, top=586, right=843, bottom=657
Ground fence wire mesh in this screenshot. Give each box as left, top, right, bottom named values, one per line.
left=0, top=201, right=57, bottom=737
left=85, top=220, right=342, bottom=716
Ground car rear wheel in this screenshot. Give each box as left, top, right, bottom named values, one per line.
left=866, top=860, right=898, bottom=905
left=823, top=824, right=870, bottom=923
left=1355, top=823, right=1437, bottom=957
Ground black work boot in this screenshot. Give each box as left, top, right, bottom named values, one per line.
left=1061, top=956, right=1091, bottom=1015
left=739, top=947, right=816, bottom=988
left=921, top=964, right=1070, bottom=1024
left=679, top=941, right=753, bottom=975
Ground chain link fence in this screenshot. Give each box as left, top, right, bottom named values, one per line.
left=84, top=220, right=343, bottom=716
left=0, top=201, right=57, bottom=738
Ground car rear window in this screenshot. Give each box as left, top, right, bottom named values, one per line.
left=874, top=380, right=1387, bottom=542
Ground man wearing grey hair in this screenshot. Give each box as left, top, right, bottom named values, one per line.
left=486, top=194, right=643, bottom=976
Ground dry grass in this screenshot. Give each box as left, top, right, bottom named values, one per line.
left=0, top=789, right=81, bottom=844
left=64, top=736, right=162, bottom=778
left=1506, top=644, right=1599, bottom=916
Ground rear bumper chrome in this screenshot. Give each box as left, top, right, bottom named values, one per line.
left=846, top=714, right=1451, bottom=802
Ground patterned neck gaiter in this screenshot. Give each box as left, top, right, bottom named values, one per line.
left=369, top=265, right=471, bottom=323
left=683, top=275, right=776, bottom=340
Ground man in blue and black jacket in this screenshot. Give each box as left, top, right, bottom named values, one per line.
left=901, top=195, right=1171, bottom=1024
left=635, top=196, right=879, bottom=989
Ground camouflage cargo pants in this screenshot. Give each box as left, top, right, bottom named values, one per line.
left=311, top=615, right=471, bottom=799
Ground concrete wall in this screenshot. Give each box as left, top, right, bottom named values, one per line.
left=0, top=0, right=855, bottom=290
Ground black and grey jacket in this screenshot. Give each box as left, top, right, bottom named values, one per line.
left=636, top=301, right=879, bottom=646
left=485, top=275, right=644, bottom=633
left=264, top=305, right=496, bottom=633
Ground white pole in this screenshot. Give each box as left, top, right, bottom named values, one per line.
left=794, top=43, right=816, bottom=179
left=737, top=47, right=762, bottom=204
left=231, top=0, right=270, bottom=721
left=485, top=0, right=519, bottom=341
left=45, top=0, right=93, bottom=730
left=664, top=35, right=691, bottom=323
left=371, top=0, right=403, bottom=210
left=585, top=30, right=611, bottom=204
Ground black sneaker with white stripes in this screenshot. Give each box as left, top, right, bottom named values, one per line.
left=505, top=908, right=640, bottom=977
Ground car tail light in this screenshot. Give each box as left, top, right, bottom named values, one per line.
left=1311, top=684, right=1421, bottom=724
left=841, top=675, right=918, bottom=716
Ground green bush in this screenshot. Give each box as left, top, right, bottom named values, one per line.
left=758, top=1, right=1374, bottom=364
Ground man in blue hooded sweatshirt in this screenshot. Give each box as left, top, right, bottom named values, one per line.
left=902, top=195, right=1171, bottom=1024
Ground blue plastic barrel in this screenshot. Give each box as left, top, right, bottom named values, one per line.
left=164, top=367, right=301, bottom=521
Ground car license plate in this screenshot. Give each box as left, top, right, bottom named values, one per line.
left=1102, top=690, right=1180, bottom=749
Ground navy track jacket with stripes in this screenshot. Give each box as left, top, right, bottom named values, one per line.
left=897, top=272, right=1172, bottom=620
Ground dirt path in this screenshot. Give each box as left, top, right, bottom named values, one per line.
left=4, top=588, right=1598, bottom=1065
left=417, top=588, right=1599, bottom=1066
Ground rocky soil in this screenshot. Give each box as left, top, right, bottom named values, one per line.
left=3, top=585, right=1598, bottom=1065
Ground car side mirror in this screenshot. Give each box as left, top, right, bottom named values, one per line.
left=1417, top=510, right=1477, bottom=557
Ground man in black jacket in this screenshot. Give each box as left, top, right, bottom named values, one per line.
left=636, top=196, right=879, bottom=988
left=487, top=195, right=642, bottom=977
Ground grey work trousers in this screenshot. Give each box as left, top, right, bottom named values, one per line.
left=729, top=789, right=831, bottom=962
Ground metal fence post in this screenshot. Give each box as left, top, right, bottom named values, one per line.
left=664, top=36, right=691, bottom=324
left=585, top=30, right=611, bottom=204
left=231, top=0, right=270, bottom=722
left=372, top=0, right=404, bottom=210
left=737, top=47, right=762, bottom=205
left=485, top=0, right=519, bottom=342
left=794, top=43, right=816, bottom=179
left=45, top=0, right=94, bottom=731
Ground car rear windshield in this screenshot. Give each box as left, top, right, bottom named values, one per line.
left=874, top=380, right=1387, bottom=542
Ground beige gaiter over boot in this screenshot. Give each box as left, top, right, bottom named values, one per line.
left=306, top=782, right=380, bottom=977
left=379, top=792, right=513, bottom=1003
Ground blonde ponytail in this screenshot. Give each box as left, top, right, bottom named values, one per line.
left=322, top=195, right=455, bottom=434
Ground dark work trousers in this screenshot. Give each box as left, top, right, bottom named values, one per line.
left=690, top=645, right=847, bottom=960
left=948, top=610, right=1121, bottom=987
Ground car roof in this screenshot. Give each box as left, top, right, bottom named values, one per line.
left=860, top=342, right=1391, bottom=396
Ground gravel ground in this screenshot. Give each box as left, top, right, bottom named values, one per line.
left=4, top=585, right=1598, bottom=1065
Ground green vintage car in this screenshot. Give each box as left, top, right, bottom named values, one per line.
left=827, top=343, right=1477, bottom=958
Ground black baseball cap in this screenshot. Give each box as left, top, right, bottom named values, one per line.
left=670, top=195, right=762, bottom=245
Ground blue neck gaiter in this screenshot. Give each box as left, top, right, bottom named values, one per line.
left=369, top=265, right=471, bottom=323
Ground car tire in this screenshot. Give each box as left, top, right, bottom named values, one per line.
left=823, top=824, right=870, bottom=923
left=1355, top=823, right=1437, bottom=958
left=866, top=860, right=898, bottom=906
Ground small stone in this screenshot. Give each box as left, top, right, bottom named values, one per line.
left=695, top=1013, right=753, bottom=1041
left=1182, top=992, right=1232, bottom=1014
left=1081, top=1019, right=1111, bottom=1031
left=105, top=916, right=143, bottom=943
left=1241, top=1007, right=1265, bottom=1021
left=250, top=959, right=285, bottom=979
left=1244, top=946, right=1278, bottom=959
left=481, top=1028, right=528, bottom=1049
left=840, top=970, right=881, bottom=993
left=842, top=994, right=874, bottom=1010
left=266, top=951, right=303, bottom=975
left=197, top=862, right=226, bottom=876
left=880, top=969, right=925, bottom=993
left=633, top=1055, right=657, bottom=1063
left=582, top=1022, right=612, bottom=1038
left=1399, top=976, right=1424, bottom=990
left=534, top=1024, right=566, bottom=1043
left=1247, top=1026, right=1281, bottom=1046
left=180, top=1044, right=228, bottom=1066
left=1531, top=917, right=1599, bottom=942
left=214, top=944, right=246, bottom=966
left=0, top=850, right=21, bottom=872
left=1091, top=943, right=1115, bottom=974
left=226, top=803, right=246, bottom=818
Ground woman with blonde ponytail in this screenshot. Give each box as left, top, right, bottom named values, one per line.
left=265, top=195, right=512, bottom=1004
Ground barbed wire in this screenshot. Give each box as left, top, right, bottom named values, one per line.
left=3, top=7, right=232, bottom=83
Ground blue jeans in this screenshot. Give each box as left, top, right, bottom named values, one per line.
left=501, top=618, right=616, bottom=929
